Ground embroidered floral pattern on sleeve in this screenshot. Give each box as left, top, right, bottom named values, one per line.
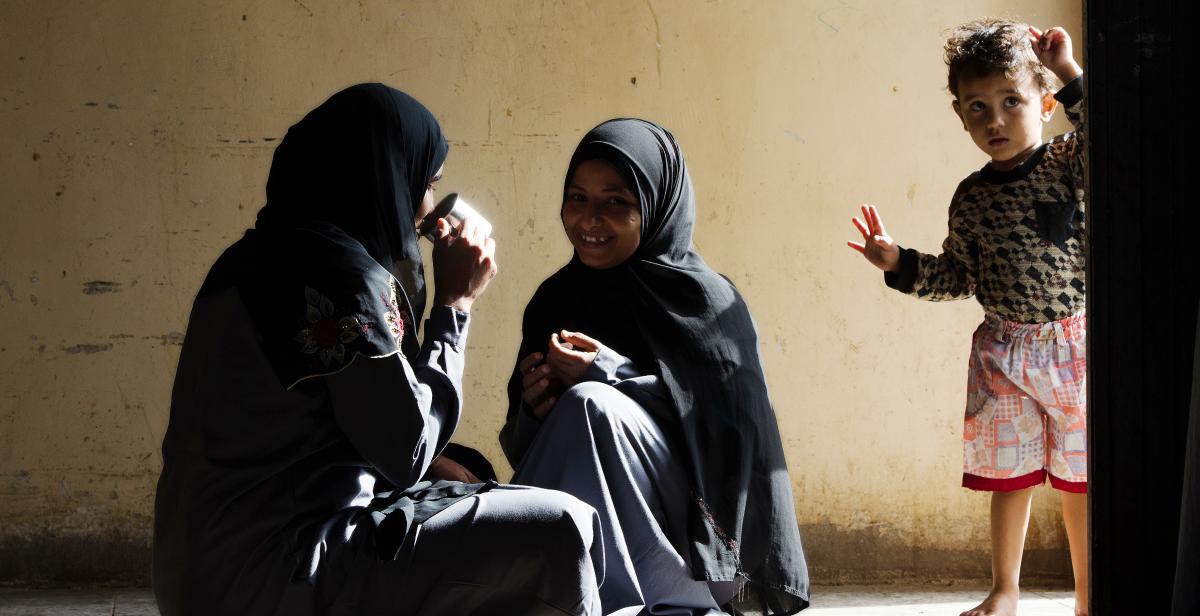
left=381, top=280, right=411, bottom=348
left=294, top=286, right=362, bottom=367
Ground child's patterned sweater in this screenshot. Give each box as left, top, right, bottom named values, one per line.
left=885, top=77, right=1086, bottom=324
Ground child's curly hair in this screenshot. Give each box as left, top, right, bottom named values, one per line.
left=945, top=18, right=1054, bottom=98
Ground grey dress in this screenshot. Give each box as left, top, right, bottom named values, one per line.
left=500, top=118, right=808, bottom=615
left=153, top=286, right=604, bottom=616
left=502, top=347, right=738, bottom=615
left=155, top=83, right=609, bottom=616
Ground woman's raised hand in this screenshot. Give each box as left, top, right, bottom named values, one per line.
left=519, top=351, right=557, bottom=419
left=546, top=330, right=600, bottom=389
left=847, top=203, right=901, bottom=272
left=432, top=217, right=498, bottom=313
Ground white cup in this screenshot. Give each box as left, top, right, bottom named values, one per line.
left=419, top=193, right=492, bottom=241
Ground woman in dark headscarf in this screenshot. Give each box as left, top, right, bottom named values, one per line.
left=153, top=84, right=605, bottom=616
left=500, top=118, right=810, bottom=615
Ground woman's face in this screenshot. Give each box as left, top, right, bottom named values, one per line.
left=414, top=163, right=445, bottom=228
left=561, top=159, right=642, bottom=269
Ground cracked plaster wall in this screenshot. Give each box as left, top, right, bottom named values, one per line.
left=0, top=0, right=1081, bottom=584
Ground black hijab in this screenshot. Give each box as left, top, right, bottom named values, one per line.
left=508, top=119, right=809, bottom=613
left=201, top=83, right=448, bottom=387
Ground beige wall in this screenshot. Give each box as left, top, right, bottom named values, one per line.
left=0, top=0, right=1082, bottom=583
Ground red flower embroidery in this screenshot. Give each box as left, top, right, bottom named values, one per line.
left=294, top=287, right=360, bottom=367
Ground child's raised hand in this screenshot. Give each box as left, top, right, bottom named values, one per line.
left=848, top=204, right=900, bottom=272
left=1028, top=26, right=1083, bottom=84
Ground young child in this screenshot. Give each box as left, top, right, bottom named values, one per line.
left=847, top=20, right=1087, bottom=616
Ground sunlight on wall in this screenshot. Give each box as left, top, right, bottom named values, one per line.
left=0, top=0, right=1082, bottom=582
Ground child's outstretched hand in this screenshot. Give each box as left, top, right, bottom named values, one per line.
left=848, top=204, right=900, bottom=272
left=1028, top=26, right=1083, bottom=83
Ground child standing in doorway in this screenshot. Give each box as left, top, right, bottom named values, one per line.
left=847, top=20, right=1087, bottom=616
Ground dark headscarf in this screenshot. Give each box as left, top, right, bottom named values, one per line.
left=201, top=83, right=448, bottom=387
left=507, top=119, right=809, bottom=613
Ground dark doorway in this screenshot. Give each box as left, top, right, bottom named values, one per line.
left=1086, top=2, right=1198, bottom=614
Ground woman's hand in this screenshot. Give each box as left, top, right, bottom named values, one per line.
left=432, top=217, right=498, bottom=313
left=546, top=330, right=601, bottom=390
left=427, top=455, right=481, bottom=483
left=519, top=351, right=558, bottom=419
left=848, top=203, right=900, bottom=272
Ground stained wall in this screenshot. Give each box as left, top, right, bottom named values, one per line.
left=0, top=0, right=1082, bottom=583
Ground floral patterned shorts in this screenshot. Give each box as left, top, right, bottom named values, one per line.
left=962, top=312, right=1087, bottom=493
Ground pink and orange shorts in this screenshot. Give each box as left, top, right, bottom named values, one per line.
left=962, top=312, right=1087, bottom=493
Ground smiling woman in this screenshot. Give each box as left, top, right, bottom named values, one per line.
left=561, top=159, right=643, bottom=270
left=500, top=118, right=809, bottom=615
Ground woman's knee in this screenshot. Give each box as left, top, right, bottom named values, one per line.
left=500, top=488, right=602, bottom=577
left=519, top=493, right=603, bottom=615
left=415, top=487, right=602, bottom=611
left=560, top=381, right=618, bottom=407
left=555, top=382, right=640, bottom=429
left=523, top=487, right=598, bottom=544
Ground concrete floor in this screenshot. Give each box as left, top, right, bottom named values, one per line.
left=0, top=586, right=1078, bottom=615
left=804, top=586, right=1077, bottom=615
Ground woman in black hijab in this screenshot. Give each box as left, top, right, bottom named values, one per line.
left=153, top=84, right=604, bottom=616
left=500, top=118, right=810, bottom=615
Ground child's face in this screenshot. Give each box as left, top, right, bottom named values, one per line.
left=953, top=70, right=1057, bottom=171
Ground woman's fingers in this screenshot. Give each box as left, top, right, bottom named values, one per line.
left=531, top=395, right=557, bottom=420
left=548, top=330, right=597, bottom=391
left=523, top=363, right=550, bottom=389
left=518, top=352, right=541, bottom=373
left=552, top=333, right=594, bottom=360
left=546, top=334, right=570, bottom=366
left=434, top=217, right=452, bottom=242
left=518, top=352, right=543, bottom=375
left=432, top=457, right=481, bottom=483
left=458, top=216, right=478, bottom=244
left=545, top=350, right=576, bottom=375
left=521, top=351, right=550, bottom=389
left=522, top=373, right=551, bottom=405
left=847, top=240, right=867, bottom=253
left=482, top=236, right=496, bottom=264
left=559, top=330, right=600, bottom=352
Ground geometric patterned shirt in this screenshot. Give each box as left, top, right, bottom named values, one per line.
left=885, top=77, right=1086, bottom=323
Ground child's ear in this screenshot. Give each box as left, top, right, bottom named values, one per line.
left=1040, top=91, right=1059, bottom=122
left=952, top=100, right=966, bottom=130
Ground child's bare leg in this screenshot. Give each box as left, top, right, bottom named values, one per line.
left=1061, top=491, right=1088, bottom=616
left=962, top=486, right=1035, bottom=616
